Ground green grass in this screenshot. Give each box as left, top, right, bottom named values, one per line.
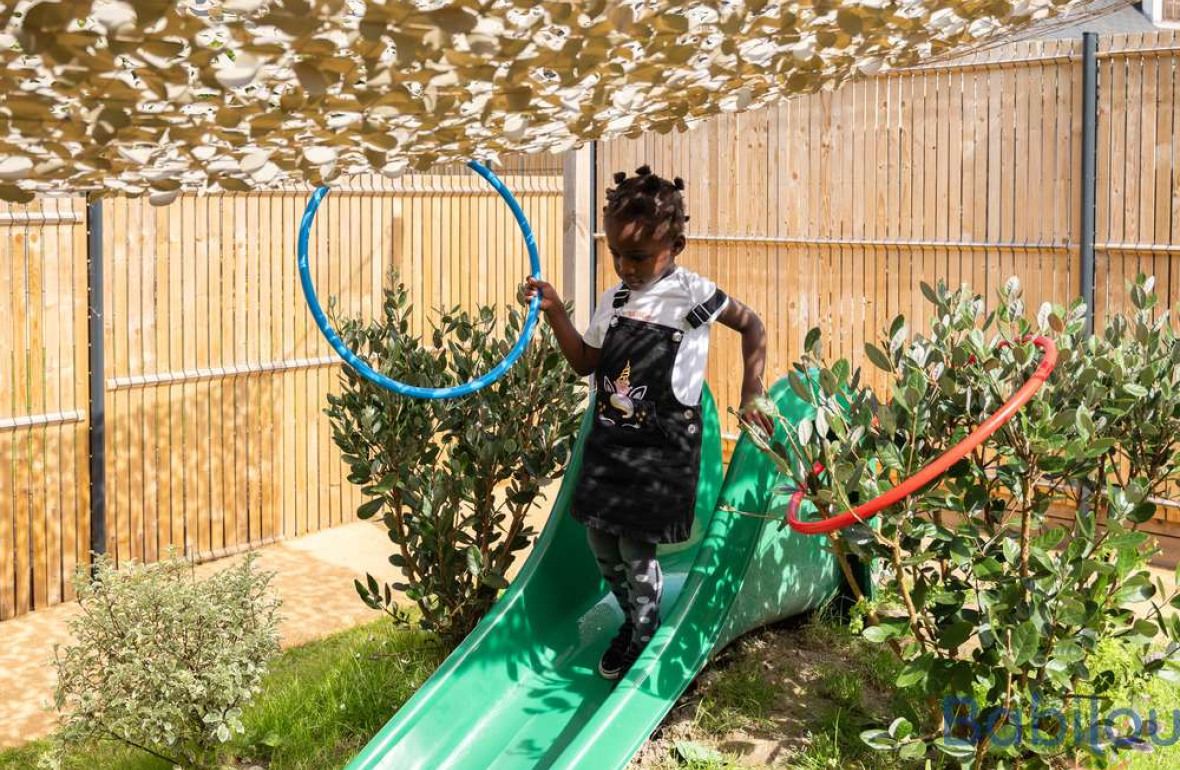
left=227, top=620, right=446, bottom=769
left=0, top=618, right=446, bottom=770
left=695, top=654, right=781, bottom=735
left=815, top=665, right=862, bottom=711
left=650, top=758, right=755, bottom=770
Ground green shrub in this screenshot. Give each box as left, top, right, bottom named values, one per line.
left=44, top=552, right=282, bottom=770
left=326, top=278, right=585, bottom=645
left=745, top=276, right=1180, bottom=768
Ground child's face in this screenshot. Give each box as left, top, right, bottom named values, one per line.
left=604, top=215, right=685, bottom=291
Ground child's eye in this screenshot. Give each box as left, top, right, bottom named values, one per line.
left=610, top=248, right=651, bottom=261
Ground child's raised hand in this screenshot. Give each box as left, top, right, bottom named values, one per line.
left=739, top=398, right=775, bottom=438
left=519, top=276, right=561, bottom=312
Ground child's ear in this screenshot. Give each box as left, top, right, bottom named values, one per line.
left=670, top=235, right=686, bottom=257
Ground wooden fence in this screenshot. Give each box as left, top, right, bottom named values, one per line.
left=597, top=31, right=1180, bottom=526
left=0, top=155, right=566, bottom=621
left=0, top=199, right=89, bottom=621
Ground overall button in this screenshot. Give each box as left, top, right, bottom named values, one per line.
left=609, top=316, right=619, bottom=327
left=672, top=331, right=683, bottom=342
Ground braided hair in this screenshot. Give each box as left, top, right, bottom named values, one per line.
left=603, top=165, right=690, bottom=244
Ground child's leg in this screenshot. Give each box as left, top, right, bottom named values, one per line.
left=617, top=536, right=663, bottom=646
left=585, top=526, right=631, bottom=617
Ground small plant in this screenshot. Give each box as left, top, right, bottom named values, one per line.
left=44, top=551, right=282, bottom=770
left=326, top=277, right=585, bottom=645
left=744, top=276, right=1180, bottom=768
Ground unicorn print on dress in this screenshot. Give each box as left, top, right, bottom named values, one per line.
left=598, top=360, right=648, bottom=428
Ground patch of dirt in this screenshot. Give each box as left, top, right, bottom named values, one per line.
left=629, top=614, right=895, bottom=769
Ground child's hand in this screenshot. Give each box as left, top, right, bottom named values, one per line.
left=739, top=398, right=775, bottom=437
left=519, top=276, right=562, bottom=312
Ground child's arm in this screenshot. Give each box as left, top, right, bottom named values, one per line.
left=522, top=277, right=602, bottom=376
left=717, top=298, right=774, bottom=434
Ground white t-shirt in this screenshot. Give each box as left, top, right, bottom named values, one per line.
left=584, top=266, right=730, bottom=406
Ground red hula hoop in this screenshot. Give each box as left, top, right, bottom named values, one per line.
left=785, top=336, right=1058, bottom=535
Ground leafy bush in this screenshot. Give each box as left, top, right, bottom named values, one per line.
left=45, top=552, right=282, bottom=770
left=744, top=275, right=1180, bottom=768
left=326, top=278, right=585, bottom=645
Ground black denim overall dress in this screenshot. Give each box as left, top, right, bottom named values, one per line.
left=572, top=283, right=725, bottom=544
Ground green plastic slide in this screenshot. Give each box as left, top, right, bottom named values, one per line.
left=346, top=379, right=853, bottom=770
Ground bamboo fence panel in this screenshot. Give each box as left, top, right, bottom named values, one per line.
left=0, top=155, right=564, bottom=620
left=100, top=160, right=566, bottom=571
left=0, top=198, right=90, bottom=621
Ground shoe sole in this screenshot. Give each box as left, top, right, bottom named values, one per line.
left=597, top=661, right=623, bottom=680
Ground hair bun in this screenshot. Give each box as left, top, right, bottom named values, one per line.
left=636, top=164, right=652, bottom=176
left=613, top=171, right=627, bottom=184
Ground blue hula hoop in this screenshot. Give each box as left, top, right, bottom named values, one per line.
left=297, top=160, right=543, bottom=399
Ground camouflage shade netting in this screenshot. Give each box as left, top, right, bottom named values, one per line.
left=0, top=0, right=1091, bottom=203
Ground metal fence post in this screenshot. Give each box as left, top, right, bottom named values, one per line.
left=1081, top=31, right=1098, bottom=336
left=86, top=196, right=106, bottom=566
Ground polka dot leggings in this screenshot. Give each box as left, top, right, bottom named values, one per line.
left=586, top=527, right=664, bottom=647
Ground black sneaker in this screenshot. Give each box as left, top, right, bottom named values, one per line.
left=597, top=620, right=636, bottom=679
left=602, top=640, right=644, bottom=681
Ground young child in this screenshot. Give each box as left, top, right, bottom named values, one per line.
left=523, top=165, right=772, bottom=680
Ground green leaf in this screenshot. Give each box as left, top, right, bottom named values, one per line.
left=860, top=729, right=895, bottom=751
left=804, top=327, right=822, bottom=353
left=1130, top=618, right=1160, bottom=639
left=1011, top=621, right=1040, bottom=666
left=865, top=343, right=893, bottom=372
left=465, top=545, right=484, bottom=577
left=371, top=473, right=399, bottom=495
left=1115, top=579, right=1156, bottom=605
left=889, top=314, right=906, bottom=340
left=935, top=736, right=977, bottom=758
left=938, top=619, right=975, bottom=650
left=1127, top=501, right=1158, bottom=525
left=788, top=371, right=814, bottom=403
left=673, top=740, right=722, bottom=763
left=888, top=717, right=913, bottom=741
left=480, top=571, right=509, bottom=590
left=1123, top=382, right=1149, bottom=398
left=863, top=624, right=902, bottom=644
left=357, top=498, right=384, bottom=520
left=898, top=740, right=927, bottom=761
left=896, top=654, right=933, bottom=688
left=974, top=557, right=1004, bottom=580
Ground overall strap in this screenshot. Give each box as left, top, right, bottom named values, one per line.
left=611, top=285, right=631, bottom=308
left=685, top=289, right=728, bottom=329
